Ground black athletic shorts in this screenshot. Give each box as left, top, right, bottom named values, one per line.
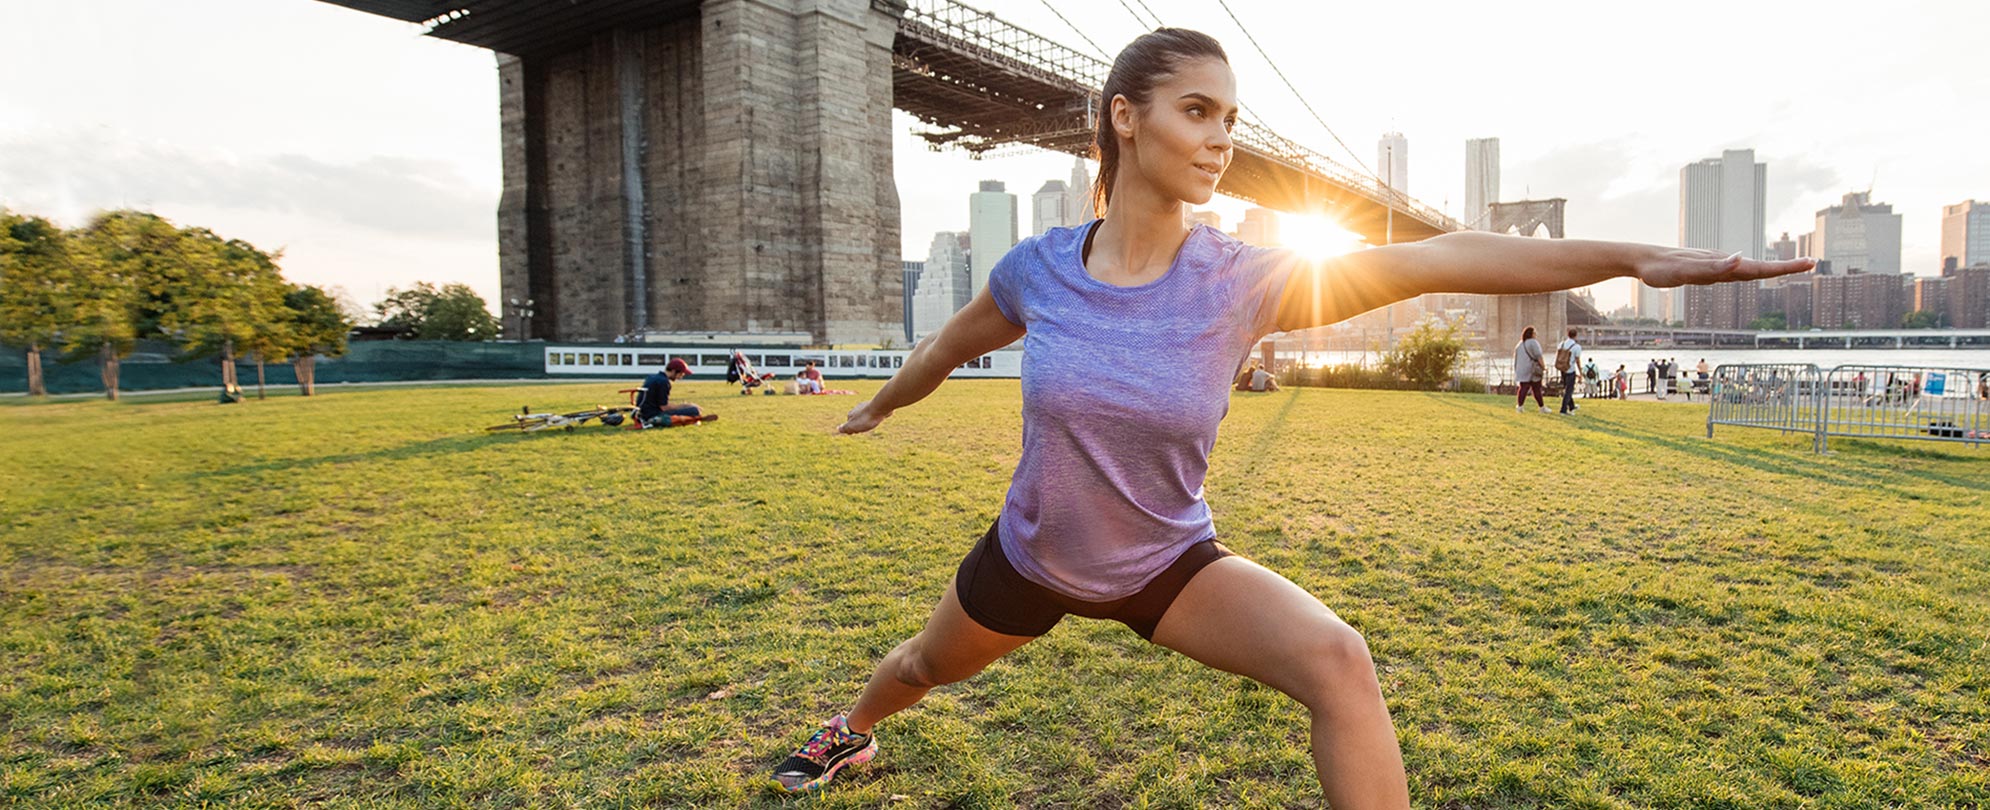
left=952, top=519, right=1234, bottom=641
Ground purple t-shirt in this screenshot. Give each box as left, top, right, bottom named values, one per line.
left=986, top=222, right=1294, bottom=601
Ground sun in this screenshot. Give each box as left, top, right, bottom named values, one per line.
left=1279, top=214, right=1367, bottom=260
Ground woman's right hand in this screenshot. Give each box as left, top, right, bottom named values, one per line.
left=838, top=400, right=892, bottom=434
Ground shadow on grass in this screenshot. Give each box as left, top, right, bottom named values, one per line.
left=201, top=429, right=566, bottom=478
left=1230, top=386, right=1303, bottom=480
left=1425, top=394, right=1985, bottom=505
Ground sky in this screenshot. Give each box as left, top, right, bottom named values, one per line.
left=3, top=0, right=1986, bottom=314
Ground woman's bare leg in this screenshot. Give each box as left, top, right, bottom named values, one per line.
left=844, top=581, right=1035, bottom=733
left=1151, top=556, right=1410, bottom=809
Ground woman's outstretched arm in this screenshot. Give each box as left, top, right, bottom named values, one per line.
left=1272, top=231, right=1817, bottom=332
left=838, top=286, right=1024, bottom=434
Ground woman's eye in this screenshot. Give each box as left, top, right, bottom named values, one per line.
left=1187, top=106, right=1204, bottom=118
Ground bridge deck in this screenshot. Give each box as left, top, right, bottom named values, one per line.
left=323, top=0, right=1465, bottom=246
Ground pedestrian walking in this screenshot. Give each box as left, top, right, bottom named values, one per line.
left=1556, top=328, right=1583, bottom=414
left=1514, top=326, right=1547, bottom=413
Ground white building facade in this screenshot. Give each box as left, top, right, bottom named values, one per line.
left=1377, top=132, right=1408, bottom=194
left=910, top=231, right=971, bottom=341
left=968, top=180, right=1018, bottom=297
left=1464, top=137, right=1499, bottom=230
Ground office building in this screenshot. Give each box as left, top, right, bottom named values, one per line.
left=968, top=180, right=1018, bottom=297
left=1812, top=191, right=1902, bottom=275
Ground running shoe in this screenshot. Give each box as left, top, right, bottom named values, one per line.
left=768, top=714, right=876, bottom=793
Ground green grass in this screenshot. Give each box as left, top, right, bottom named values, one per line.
left=2, top=381, right=1985, bottom=808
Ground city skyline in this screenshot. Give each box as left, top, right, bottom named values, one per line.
left=2, top=0, right=1986, bottom=317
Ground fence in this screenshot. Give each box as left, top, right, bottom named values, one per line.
left=0, top=341, right=548, bottom=395
left=1706, top=363, right=1990, bottom=452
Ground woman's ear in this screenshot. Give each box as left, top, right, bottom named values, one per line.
left=1110, top=94, right=1136, bottom=141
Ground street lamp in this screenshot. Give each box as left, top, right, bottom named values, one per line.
left=508, top=297, right=535, bottom=342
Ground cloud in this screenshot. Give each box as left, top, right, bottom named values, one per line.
left=0, top=128, right=494, bottom=239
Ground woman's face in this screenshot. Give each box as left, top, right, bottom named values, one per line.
left=1116, top=56, right=1237, bottom=206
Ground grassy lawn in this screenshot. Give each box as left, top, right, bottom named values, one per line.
left=2, top=380, right=1985, bottom=808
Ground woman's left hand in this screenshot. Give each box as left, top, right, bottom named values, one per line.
left=1636, top=249, right=1816, bottom=289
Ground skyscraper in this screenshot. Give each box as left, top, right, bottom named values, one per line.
left=1679, top=149, right=1767, bottom=259
left=1813, top=191, right=1903, bottom=275
left=910, top=232, right=971, bottom=340
left=1068, top=157, right=1095, bottom=225
left=1032, top=180, right=1075, bottom=236
left=1377, top=132, right=1408, bottom=194
left=900, top=260, right=923, bottom=344
left=1941, top=200, right=1990, bottom=273
left=1464, top=137, right=1499, bottom=230
left=1674, top=149, right=1766, bottom=324
left=1769, top=232, right=1797, bottom=262
left=1233, top=208, right=1280, bottom=247
left=968, top=180, right=1018, bottom=297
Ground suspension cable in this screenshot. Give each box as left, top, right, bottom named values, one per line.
left=1212, top=0, right=1381, bottom=184
left=1113, top=0, right=1157, bottom=31
left=1035, top=0, right=1113, bottom=60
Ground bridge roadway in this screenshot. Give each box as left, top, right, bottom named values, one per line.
left=319, top=0, right=1463, bottom=245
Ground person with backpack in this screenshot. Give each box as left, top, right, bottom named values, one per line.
left=1556, top=328, right=1583, bottom=414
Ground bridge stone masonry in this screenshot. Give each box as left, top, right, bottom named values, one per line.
left=320, top=0, right=1507, bottom=345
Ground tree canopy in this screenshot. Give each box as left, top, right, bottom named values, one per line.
left=374, top=282, right=500, bottom=341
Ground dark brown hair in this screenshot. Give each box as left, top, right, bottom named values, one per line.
left=1522, top=326, right=1537, bottom=340
left=1091, top=28, right=1229, bottom=217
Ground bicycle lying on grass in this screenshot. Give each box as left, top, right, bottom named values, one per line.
left=484, top=403, right=636, bottom=433
left=484, top=389, right=717, bottom=433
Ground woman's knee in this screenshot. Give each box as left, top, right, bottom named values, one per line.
left=1293, top=621, right=1381, bottom=710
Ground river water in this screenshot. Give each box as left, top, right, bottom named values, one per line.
left=1291, top=347, right=1990, bottom=377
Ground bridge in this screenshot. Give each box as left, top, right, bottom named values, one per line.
left=319, top=0, right=1470, bottom=344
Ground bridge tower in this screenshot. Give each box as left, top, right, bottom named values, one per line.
left=484, top=0, right=906, bottom=344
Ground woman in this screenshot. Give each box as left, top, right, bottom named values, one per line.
left=1514, top=325, right=1547, bottom=412
left=767, top=28, right=1812, bottom=806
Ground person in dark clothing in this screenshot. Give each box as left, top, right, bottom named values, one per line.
left=639, top=358, right=705, bottom=427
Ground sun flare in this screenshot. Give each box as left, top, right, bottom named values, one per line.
left=1279, top=215, right=1367, bottom=260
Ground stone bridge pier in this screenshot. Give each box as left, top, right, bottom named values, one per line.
left=498, top=0, right=906, bottom=344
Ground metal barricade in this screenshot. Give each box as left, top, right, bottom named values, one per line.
left=1817, top=365, right=1989, bottom=450
left=1706, top=363, right=1823, bottom=449
left=1707, top=363, right=1990, bottom=452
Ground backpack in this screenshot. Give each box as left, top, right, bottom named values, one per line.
left=1553, top=344, right=1572, bottom=373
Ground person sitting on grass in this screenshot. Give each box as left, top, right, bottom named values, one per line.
left=765, top=27, right=1815, bottom=806
left=637, top=358, right=712, bottom=428
left=1233, top=360, right=1260, bottom=391
left=1248, top=363, right=1279, bottom=392
left=797, top=360, right=825, bottom=395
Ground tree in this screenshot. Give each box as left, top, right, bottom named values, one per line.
left=1748, top=311, right=1787, bottom=331
left=1901, top=310, right=1942, bottom=329
left=374, top=281, right=500, bottom=341
left=0, top=211, right=72, bottom=396
left=65, top=212, right=168, bottom=400
left=281, top=284, right=352, bottom=396
left=1382, top=316, right=1469, bottom=390
left=162, top=228, right=289, bottom=399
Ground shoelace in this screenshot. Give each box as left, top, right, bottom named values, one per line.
left=796, top=719, right=854, bottom=763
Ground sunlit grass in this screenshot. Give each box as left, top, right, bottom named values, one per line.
left=1, top=381, right=1985, bottom=807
